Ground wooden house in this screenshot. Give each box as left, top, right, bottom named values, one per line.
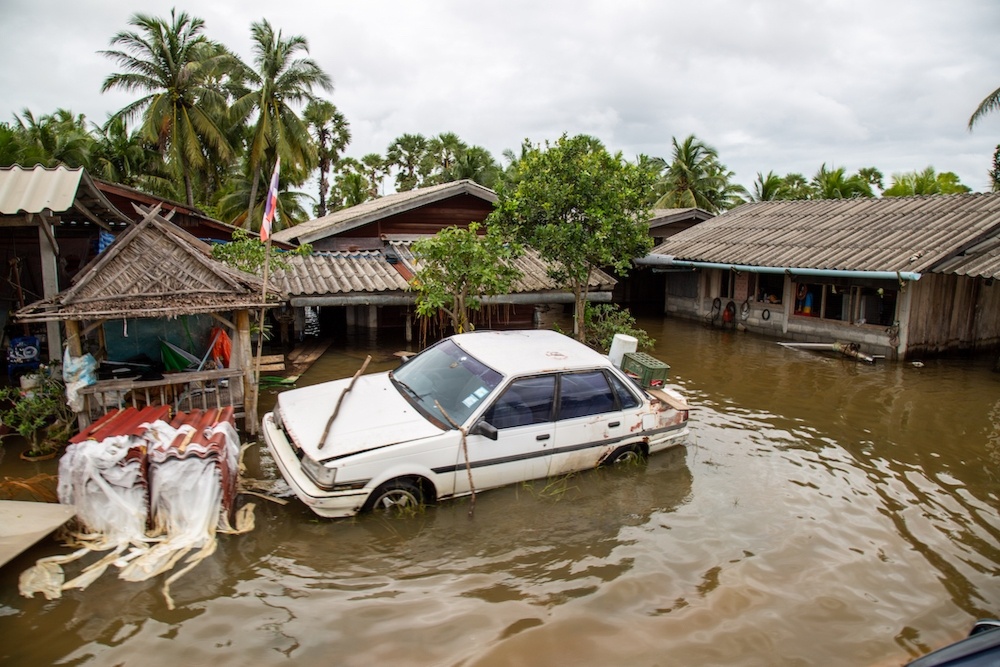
left=635, top=194, right=1000, bottom=360
left=270, top=180, right=616, bottom=340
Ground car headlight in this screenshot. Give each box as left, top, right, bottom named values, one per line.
left=302, top=456, right=337, bottom=489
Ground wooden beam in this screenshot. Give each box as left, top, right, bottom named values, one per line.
left=72, top=200, right=112, bottom=231
left=36, top=214, right=62, bottom=358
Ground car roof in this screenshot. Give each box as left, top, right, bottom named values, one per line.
left=448, top=329, right=611, bottom=377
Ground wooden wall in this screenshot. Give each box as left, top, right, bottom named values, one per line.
left=905, top=273, right=1000, bottom=355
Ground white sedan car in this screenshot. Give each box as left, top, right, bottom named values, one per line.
left=263, top=329, right=689, bottom=518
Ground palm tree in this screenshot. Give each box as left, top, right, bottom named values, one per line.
left=969, top=84, right=1000, bottom=129
left=883, top=167, right=971, bottom=196
left=386, top=133, right=428, bottom=191
left=449, top=146, right=501, bottom=188
left=229, top=19, right=332, bottom=226
left=360, top=153, right=388, bottom=198
left=750, top=171, right=787, bottom=202
left=14, top=108, right=95, bottom=168
left=304, top=99, right=350, bottom=217
left=92, top=115, right=155, bottom=186
left=653, top=135, right=745, bottom=212
left=100, top=10, right=235, bottom=205
left=421, top=132, right=467, bottom=184
left=811, top=164, right=874, bottom=199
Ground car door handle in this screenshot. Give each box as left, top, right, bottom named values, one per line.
left=536, top=434, right=550, bottom=441
left=609, top=421, right=620, bottom=428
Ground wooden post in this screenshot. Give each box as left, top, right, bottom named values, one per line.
left=65, top=320, right=83, bottom=357
left=234, top=309, right=256, bottom=434
left=37, top=215, right=62, bottom=359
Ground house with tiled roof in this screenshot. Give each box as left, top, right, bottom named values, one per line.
left=271, top=180, right=616, bottom=340
left=636, top=193, right=1000, bottom=359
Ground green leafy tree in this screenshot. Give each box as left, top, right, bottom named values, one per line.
left=489, top=133, right=655, bottom=340
left=360, top=152, right=389, bottom=198
left=653, top=134, right=746, bottom=212
left=92, top=115, right=156, bottom=186
left=304, top=99, right=351, bottom=217
left=230, top=19, right=332, bottom=227
left=100, top=9, right=235, bottom=205
left=211, top=227, right=311, bottom=274
left=410, top=222, right=522, bottom=334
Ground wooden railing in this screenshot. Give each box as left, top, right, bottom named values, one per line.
left=75, top=368, right=245, bottom=429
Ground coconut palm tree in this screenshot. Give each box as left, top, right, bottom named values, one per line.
left=653, top=135, right=745, bottom=212
left=969, top=84, right=1000, bottom=129
left=883, top=167, right=971, bottom=196
left=14, top=108, right=95, bottom=168
left=750, top=171, right=787, bottom=202
left=360, top=153, right=389, bottom=198
left=304, top=99, right=350, bottom=217
left=811, top=164, right=874, bottom=199
left=230, top=19, right=332, bottom=226
left=100, top=10, right=235, bottom=206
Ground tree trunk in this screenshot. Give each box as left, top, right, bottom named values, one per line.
left=246, top=167, right=261, bottom=230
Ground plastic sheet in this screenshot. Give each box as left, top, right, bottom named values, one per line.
left=62, top=348, right=97, bottom=413
left=21, top=414, right=254, bottom=609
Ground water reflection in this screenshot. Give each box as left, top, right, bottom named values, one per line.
left=1, top=316, right=999, bottom=666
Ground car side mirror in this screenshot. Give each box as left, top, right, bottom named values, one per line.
left=470, top=420, right=498, bottom=441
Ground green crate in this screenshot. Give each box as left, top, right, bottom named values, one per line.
left=621, top=352, right=670, bottom=388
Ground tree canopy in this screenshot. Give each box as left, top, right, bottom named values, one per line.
left=488, top=134, right=655, bottom=341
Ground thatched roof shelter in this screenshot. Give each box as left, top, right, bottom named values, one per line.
left=15, top=205, right=283, bottom=434
left=16, top=205, right=279, bottom=323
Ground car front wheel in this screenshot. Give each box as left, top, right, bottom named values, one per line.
left=364, top=479, right=424, bottom=515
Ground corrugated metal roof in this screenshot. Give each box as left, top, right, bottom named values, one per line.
left=272, top=179, right=498, bottom=245
left=649, top=193, right=1000, bottom=279
left=272, top=251, right=412, bottom=295
left=0, top=164, right=84, bottom=214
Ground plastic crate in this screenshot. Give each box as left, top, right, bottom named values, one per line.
left=621, top=352, right=670, bottom=388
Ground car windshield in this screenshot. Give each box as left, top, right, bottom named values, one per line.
left=390, top=339, right=503, bottom=427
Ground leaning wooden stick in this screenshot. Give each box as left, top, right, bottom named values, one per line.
left=435, top=400, right=476, bottom=516
left=317, top=355, right=371, bottom=449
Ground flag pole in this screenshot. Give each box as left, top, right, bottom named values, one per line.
left=251, top=157, right=280, bottom=435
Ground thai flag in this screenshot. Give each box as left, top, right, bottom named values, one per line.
left=260, top=156, right=280, bottom=242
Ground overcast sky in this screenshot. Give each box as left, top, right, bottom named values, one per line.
left=4, top=0, right=999, bottom=193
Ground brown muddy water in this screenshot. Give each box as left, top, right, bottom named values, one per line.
left=1, top=316, right=999, bottom=666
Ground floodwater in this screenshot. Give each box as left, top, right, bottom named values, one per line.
left=2, top=316, right=999, bottom=666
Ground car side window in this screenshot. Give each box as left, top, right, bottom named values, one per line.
left=483, top=375, right=556, bottom=429
left=557, top=371, right=617, bottom=420
left=607, top=371, right=641, bottom=409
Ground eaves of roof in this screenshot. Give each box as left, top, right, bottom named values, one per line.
left=272, top=180, right=497, bottom=245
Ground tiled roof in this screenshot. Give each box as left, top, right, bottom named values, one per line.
left=272, top=240, right=617, bottom=300
left=387, top=238, right=616, bottom=293
left=271, top=251, right=411, bottom=295
left=649, top=193, right=1000, bottom=279
left=271, top=179, right=497, bottom=245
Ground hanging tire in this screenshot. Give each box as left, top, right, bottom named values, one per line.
left=603, top=444, right=646, bottom=466
left=364, top=479, right=425, bottom=515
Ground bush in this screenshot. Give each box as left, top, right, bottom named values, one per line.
left=582, top=303, right=654, bottom=353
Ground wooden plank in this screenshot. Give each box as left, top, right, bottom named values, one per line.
left=0, top=501, right=76, bottom=569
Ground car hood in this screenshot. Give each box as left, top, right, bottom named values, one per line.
left=276, top=372, right=443, bottom=461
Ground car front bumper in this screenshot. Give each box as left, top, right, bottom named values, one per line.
left=262, top=412, right=369, bottom=518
